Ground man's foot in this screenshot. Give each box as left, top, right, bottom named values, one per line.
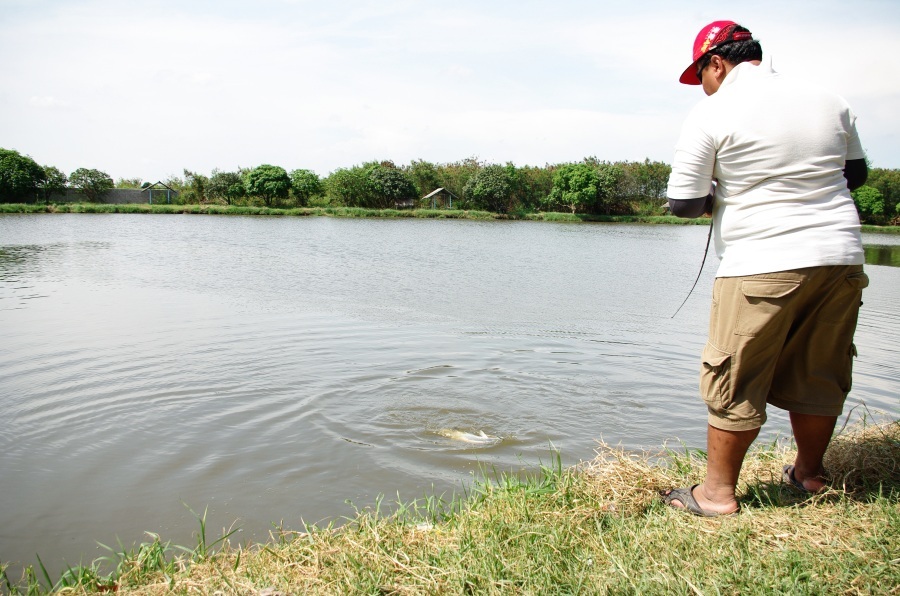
left=661, top=484, right=739, bottom=517
left=783, top=465, right=828, bottom=494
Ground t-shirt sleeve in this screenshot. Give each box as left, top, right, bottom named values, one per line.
left=845, top=106, right=865, bottom=161
left=666, top=109, right=717, bottom=200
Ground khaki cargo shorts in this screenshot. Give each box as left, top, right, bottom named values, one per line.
left=701, top=265, right=868, bottom=431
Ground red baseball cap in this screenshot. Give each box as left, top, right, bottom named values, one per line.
left=679, top=20, right=753, bottom=85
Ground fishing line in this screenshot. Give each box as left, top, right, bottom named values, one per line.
left=671, top=217, right=713, bottom=318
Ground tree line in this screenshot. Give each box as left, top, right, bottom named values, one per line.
left=2, top=147, right=898, bottom=223
left=148, top=158, right=675, bottom=217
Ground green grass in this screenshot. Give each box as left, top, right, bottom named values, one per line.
left=2, top=202, right=900, bottom=233
left=525, top=212, right=711, bottom=225
left=861, top=224, right=900, bottom=234
left=5, top=203, right=899, bottom=232
left=3, top=421, right=897, bottom=594
left=1, top=505, right=240, bottom=595
left=0, top=203, right=57, bottom=214
left=0, top=203, right=710, bottom=224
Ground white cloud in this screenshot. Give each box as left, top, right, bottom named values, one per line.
left=1, top=0, right=898, bottom=180
left=28, top=96, right=71, bottom=109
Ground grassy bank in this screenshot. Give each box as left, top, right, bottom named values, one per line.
left=3, top=421, right=897, bottom=595
left=4, top=202, right=900, bottom=232
left=0, top=202, right=710, bottom=225
left=861, top=224, right=900, bottom=234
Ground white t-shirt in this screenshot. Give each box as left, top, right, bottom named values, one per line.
left=666, top=59, right=865, bottom=277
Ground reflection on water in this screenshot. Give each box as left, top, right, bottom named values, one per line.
left=0, top=214, right=897, bottom=580
left=864, top=244, right=900, bottom=267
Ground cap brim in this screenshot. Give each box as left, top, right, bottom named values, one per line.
left=680, top=61, right=701, bottom=85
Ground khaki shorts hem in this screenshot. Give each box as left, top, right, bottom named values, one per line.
left=707, top=411, right=764, bottom=432
left=767, top=397, right=845, bottom=418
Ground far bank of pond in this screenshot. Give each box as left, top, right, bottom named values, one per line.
left=3, top=202, right=900, bottom=234
left=0, top=202, right=703, bottom=224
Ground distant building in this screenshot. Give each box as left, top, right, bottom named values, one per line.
left=48, top=188, right=147, bottom=204
left=141, top=181, right=179, bottom=204
left=422, top=187, right=458, bottom=209
left=395, top=196, right=416, bottom=209
left=44, top=181, right=179, bottom=204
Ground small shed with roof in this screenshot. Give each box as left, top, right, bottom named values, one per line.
left=422, top=187, right=458, bottom=209
left=141, top=181, right=179, bottom=204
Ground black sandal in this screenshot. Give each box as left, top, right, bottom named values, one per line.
left=661, top=485, right=739, bottom=517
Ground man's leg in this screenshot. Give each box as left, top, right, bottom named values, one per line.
left=668, top=424, right=759, bottom=514
left=770, top=267, right=864, bottom=492
left=789, top=412, right=837, bottom=493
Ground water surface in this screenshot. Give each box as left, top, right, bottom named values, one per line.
left=1, top=215, right=897, bottom=576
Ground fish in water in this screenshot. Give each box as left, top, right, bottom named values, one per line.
left=437, top=429, right=501, bottom=445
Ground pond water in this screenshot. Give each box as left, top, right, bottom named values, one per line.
left=1, top=214, right=897, bottom=577
left=864, top=243, right=900, bottom=267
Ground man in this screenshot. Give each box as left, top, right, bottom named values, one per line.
left=663, top=21, right=869, bottom=516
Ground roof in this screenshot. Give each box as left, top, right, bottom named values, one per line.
left=141, top=181, right=179, bottom=193
left=422, top=187, right=458, bottom=200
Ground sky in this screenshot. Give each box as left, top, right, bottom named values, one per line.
left=2, top=0, right=899, bottom=183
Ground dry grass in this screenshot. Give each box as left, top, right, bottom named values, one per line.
left=825, top=420, right=900, bottom=491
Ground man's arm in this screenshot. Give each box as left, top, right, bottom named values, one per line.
left=668, top=194, right=713, bottom=218
left=667, top=108, right=716, bottom=217
left=844, top=159, right=868, bottom=191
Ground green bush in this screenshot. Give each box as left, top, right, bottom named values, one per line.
left=852, top=185, right=885, bottom=223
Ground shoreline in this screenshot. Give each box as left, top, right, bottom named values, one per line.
left=2, top=202, right=899, bottom=233
left=3, top=420, right=897, bottom=594
left=0, top=202, right=706, bottom=225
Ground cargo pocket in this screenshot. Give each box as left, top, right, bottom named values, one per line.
left=820, top=272, right=869, bottom=325
left=700, top=343, right=733, bottom=412
left=839, top=343, right=858, bottom=395
left=735, top=279, right=800, bottom=336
